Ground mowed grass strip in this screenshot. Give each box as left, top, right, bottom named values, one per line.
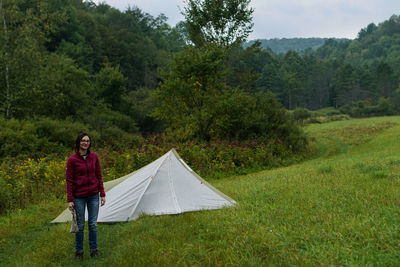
left=1, top=116, right=400, bottom=266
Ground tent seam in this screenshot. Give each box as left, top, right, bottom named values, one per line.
left=168, top=155, right=182, bottom=213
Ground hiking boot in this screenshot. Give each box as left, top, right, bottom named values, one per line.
left=90, top=249, right=98, bottom=257
left=75, top=251, right=84, bottom=259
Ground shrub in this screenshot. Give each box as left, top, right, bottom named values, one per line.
left=0, top=118, right=42, bottom=158
left=340, top=98, right=394, bottom=118
left=81, top=102, right=139, bottom=134
left=0, top=157, right=65, bottom=214
left=339, top=104, right=352, bottom=115
left=99, top=126, right=143, bottom=150
left=0, top=117, right=103, bottom=159
left=101, top=133, right=311, bottom=182
left=0, top=116, right=143, bottom=159
left=292, top=108, right=312, bottom=124
left=35, top=117, right=95, bottom=148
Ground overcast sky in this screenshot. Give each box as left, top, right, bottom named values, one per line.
left=91, top=0, right=400, bottom=40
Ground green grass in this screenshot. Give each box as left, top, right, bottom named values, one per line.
left=1, top=116, right=400, bottom=266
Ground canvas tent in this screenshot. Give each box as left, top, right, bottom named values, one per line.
left=52, top=149, right=236, bottom=223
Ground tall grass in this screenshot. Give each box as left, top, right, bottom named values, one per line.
left=1, top=116, right=400, bottom=266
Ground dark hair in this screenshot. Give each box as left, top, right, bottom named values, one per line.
left=75, top=133, right=91, bottom=152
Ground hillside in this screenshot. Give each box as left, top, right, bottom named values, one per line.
left=1, top=117, right=400, bottom=266
left=315, top=14, right=400, bottom=66
left=245, top=37, right=349, bottom=54
left=247, top=14, right=400, bottom=112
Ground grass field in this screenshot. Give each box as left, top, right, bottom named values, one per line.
left=1, top=116, right=400, bottom=266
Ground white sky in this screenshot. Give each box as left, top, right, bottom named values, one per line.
left=91, top=0, right=400, bottom=40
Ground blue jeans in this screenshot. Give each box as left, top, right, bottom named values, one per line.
left=74, top=194, right=99, bottom=252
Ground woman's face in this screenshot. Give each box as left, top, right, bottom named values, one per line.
left=80, top=136, right=90, bottom=151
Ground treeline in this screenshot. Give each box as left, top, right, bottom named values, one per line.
left=250, top=15, right=400, bottom=113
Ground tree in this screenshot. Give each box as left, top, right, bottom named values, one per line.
left=153, top=44, right=305, bottom=144
left=155, top=0, right=310, bottom=147
left=380, top=15, right=400, bottom=37
left=95, top=64, right=127, bottom=110
left=254, top=50, right=282, bottom=94
left=0, top=0, right=10, bottom=118
left=182, top=0, right=254, bottom=47
left=280, top=50, right=306, bottom=109
left=154, top=0, right=258, bottom=140
left=0, top=0, right=46, bottom=118
left=358, top=23, right=377, bottom=40
left=333, top=64, right=361, bottom=107
left=153, top=44, right=230, bottom=141
left=375, top=62, right=397, bottom=99
left=35, top=54, right=91, bottom=119
left=121, top=88, right=162, bottom=134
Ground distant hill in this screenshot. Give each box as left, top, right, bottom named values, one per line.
left=314, top=15, right=400, bottom=66
left=245, top=38, right=350, bottom=54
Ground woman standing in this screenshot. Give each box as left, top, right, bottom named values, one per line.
left=66, top=133, right=106, bottom=259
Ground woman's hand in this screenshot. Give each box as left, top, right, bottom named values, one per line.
left=68, top=202, right=74, bottom=211
left=101, top=197, right=106, bottom=206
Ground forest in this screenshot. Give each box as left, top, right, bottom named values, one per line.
left=1, top=0, right=400, bottom=212
left=244, top=37, right=349, bottom=54
left=1, top=1, right=399, bottom=138
left=1, top=0, right=400, bottom=138
left=252, top=18, right=400, bottom=113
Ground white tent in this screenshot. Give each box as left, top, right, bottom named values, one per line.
left=52, top=149, right=236, bottom=223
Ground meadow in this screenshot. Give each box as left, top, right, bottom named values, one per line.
left=1, top=116, right=400, bottom=266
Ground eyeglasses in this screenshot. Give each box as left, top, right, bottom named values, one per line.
left=81, top=140, right=90, bottom=143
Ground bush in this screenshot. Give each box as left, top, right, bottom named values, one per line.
left=306, top=114, right=350, bottom=124
left=292, top=108, right=312, bottom=124
left=0, top=157, right=66, bottom=214
left=0, top=118, right=90, bottom=159
left=81, top=103, right=139, bottom=133
left=0, top=116, right=142, bottom=159
left=35, top=117, right=96, bottom=148
left=101, top=133, right=312, bottom=182
left=0, top=119, right=42, bottom=158
left=99, top=126, right=143, bottom=150
left=346, top=98, right=394, bottom=118
left=339, top=105, right=352, bottom=115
